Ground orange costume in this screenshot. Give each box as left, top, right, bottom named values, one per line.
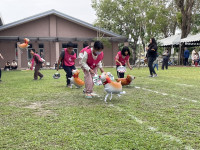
left=69, top=69, right=84, bottom=88
left=115, top=75, right=135, bottom=86
left=18, top=38, right=30, bottom=49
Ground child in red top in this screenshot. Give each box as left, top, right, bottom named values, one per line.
left=115, top=46, right=132, bottom=78
left=80, top=41, right=104, bottom=98
left=57, top=42, right=76, bottom=88
left=30, top=49, right=44, bottom=80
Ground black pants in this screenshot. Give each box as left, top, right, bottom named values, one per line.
left=184, top=58, right=188, bottom=66
left=116, top=65, right=125, bottom=78
left=148, top=57, right=156, bottom=76
left=11, top=66, right=17, bottom=70
left=63, top=65, right=76, bottom=85
left=34, top=63, right=43, bottom=80
left=4, top=66, right=10, bottom=70
left=162, top=58, right=169, bottom=70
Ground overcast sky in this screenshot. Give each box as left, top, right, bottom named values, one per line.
left=0, top=0, right=97, bottom=24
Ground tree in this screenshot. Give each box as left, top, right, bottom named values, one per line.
left=91, top=0, right=180, bottom=64
left=92, top=0, right=145, bottom=64
left=175, top=0, right=195, bottom=64
left=191, top=0, right=200, bottom=34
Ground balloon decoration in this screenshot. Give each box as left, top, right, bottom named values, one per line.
left=53, top=72, right=60, bottom=79
left=18, top=38, right=30, bottom=49
left=106, top=72, right=115, bottom=81
left=117, top=66, right=126, bottom=73
left=93, top=72, right=114, bottom=86
left=99, top=72, right=122, bottom=102
left=115, top=75, right=135, bottom=86
left=93, top=74, right=103, bottom=86
left=69, top=69, right=84, bottom=88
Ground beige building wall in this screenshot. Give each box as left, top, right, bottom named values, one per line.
left=0, top=14, right=123, bottom=68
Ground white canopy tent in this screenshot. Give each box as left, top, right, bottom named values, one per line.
left=181, top=33, right=200, bottom=43
left=158, top=34, right=181, bottom=46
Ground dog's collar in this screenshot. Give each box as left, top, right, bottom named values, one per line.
left=103, top=77, right=111, bottom=85
left=73, top=74, right=78, bottom=78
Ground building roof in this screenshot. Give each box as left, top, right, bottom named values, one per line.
left=0, top=9, right=124, bottom=38
left=158, top=34, right=181, bottom=46
left=181, top=33, right=200, bottom=43
left=0, top=36, right=127, bottom=42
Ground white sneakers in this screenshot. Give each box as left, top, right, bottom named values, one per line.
left=149, top=74, right=158, bottom=78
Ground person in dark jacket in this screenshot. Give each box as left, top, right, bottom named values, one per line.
left=184, top=48, right=190, bottom=66
left=162, top=49, right=170, bottom=70
left=146, top=38, right=158, bottom=77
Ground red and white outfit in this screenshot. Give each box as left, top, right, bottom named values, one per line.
left=31, top=53, right=43, bottom=80
left=115, top=51, right=130, bottom=78
left=61, top=48, right=77, bottom=86
left=62, top=48, right=76, bottom=66
left=80, top=47, right=104, bottom=94
left=115, top=51, right=129, bottom=66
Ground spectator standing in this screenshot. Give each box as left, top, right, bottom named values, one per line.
left=184, top=47, right=190, bottom=66
left=146, top=38, right=158, bottom=77
left=153, top=55, right=159, bottom=71
left=162, top=49, right=170, bottom=70
left=194, top=53, right=199, bottom=67
left=191, top=49, right=196, bottom=65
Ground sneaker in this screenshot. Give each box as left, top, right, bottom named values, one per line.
left=83, top=89, right=86, bottom=94
left=149, top=75, right=153, bottom=77
left=91, top=93, right=98, bottom=97
left=67, top=84, right=72, bottom=88
left=153, top=74, right=157, bottom=77
left=85, top=93, right=92, bottom=98
left=40, top=76, right=43, bottom=80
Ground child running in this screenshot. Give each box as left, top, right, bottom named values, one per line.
left=57, top=42, right=76, bottom=88
left=80, top=41, right=104, bottom=98
left=115, top=46, right=132, bottom=78
left=30, top=49, right=44, bottom=80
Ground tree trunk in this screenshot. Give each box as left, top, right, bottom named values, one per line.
left=175, top=0, right=194, bottom=65
left=129, top=42, right=137, bottom=65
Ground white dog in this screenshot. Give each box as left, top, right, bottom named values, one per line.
left=99, top=72, right=123, bottom=102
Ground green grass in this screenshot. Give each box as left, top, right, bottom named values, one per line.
left=0, top=66, right=200, bottom=149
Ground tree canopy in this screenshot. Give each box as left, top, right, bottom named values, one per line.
left=92, top=0, right=200, bottom=64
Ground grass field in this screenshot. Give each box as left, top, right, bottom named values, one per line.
left=0, top=67, right=200, bottom=150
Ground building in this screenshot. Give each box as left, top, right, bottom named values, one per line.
left=0, top=9, right=127, bottom=69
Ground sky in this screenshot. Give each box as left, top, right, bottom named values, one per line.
left=0, top=0, right=97, bottom=25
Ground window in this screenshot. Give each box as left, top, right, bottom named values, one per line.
left=62, top=43, right=78, bottom=56
left=39, top=44, right=44, bottom=58
left=27, top=44, right=33, bottom=60
left=73, top=43, right=78, bottom=56
left=62, top=43, right=67, bottom=49
left=15, top=44, right=18, bottom=60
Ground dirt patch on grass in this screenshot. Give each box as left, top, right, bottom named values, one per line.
left=24, top=101, right=58, bottom=117
left=24, top=102, right=42, bottom=109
